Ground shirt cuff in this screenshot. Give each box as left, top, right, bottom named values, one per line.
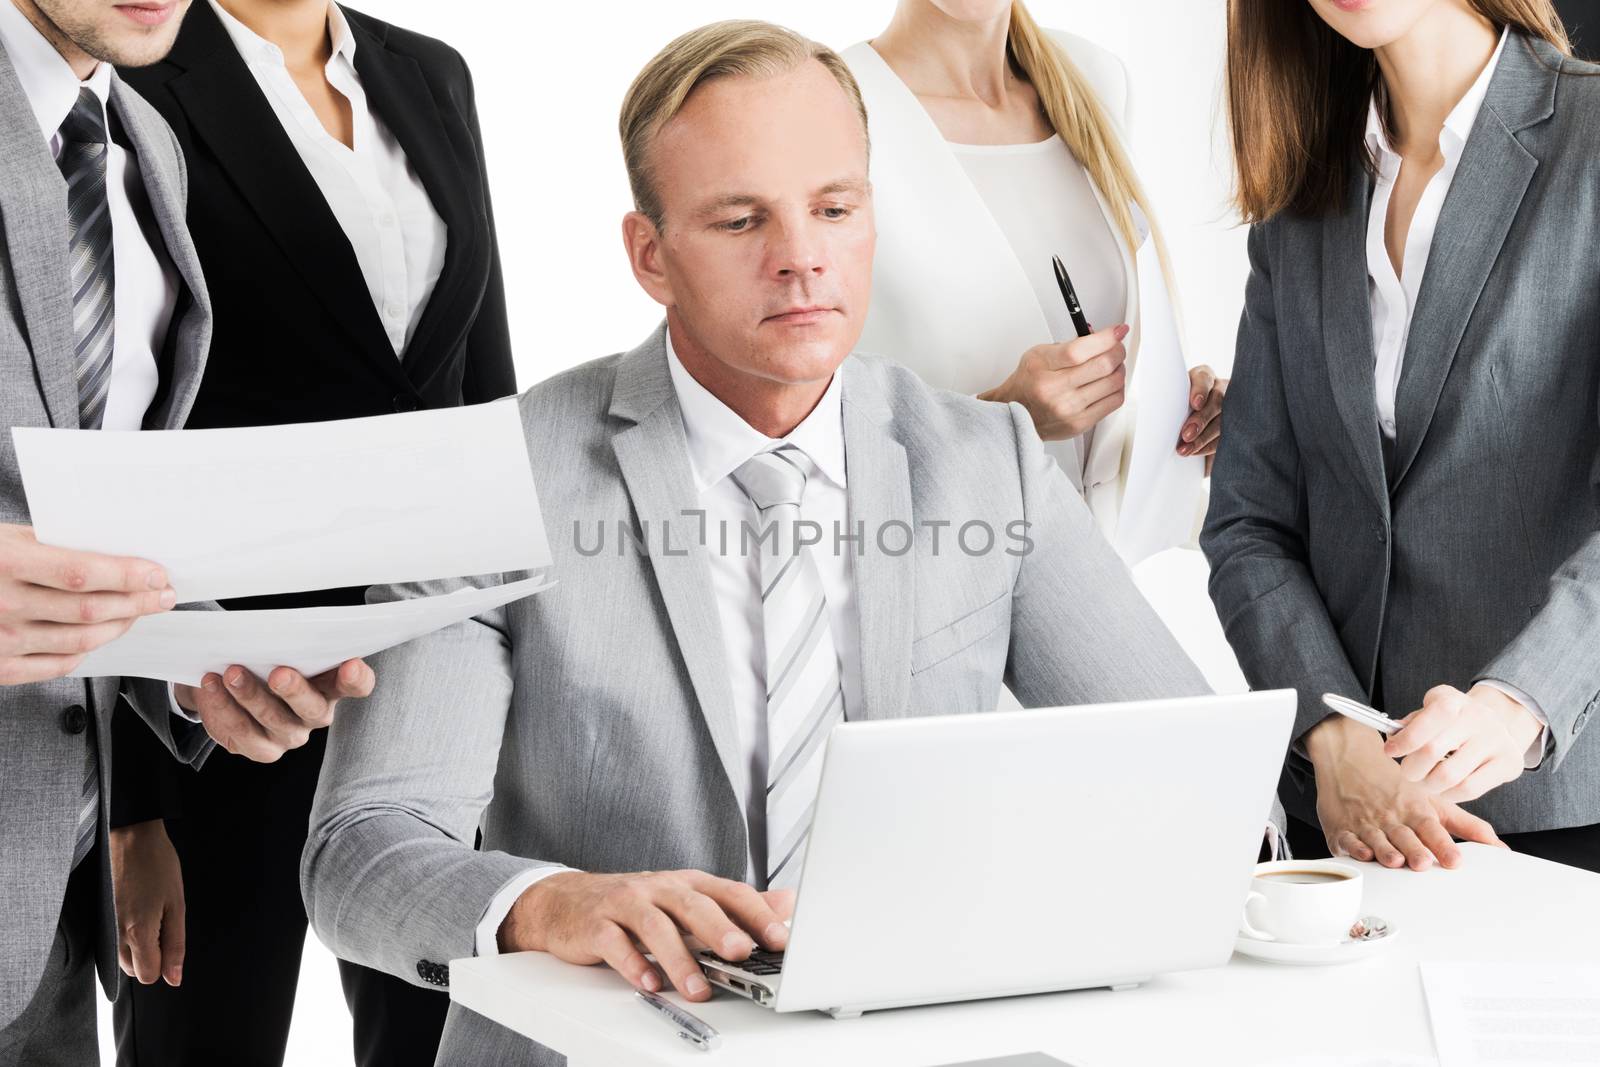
left=168, top=682, right=202, bottom=724
left=475, top=866, right=574, bottom=957
left=1478, top=680, right=1549, bottom=770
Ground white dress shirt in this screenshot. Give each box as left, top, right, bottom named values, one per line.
left=0, top=0, right=176, bottom=431
left=208, top=0, right=445, bottom=354
left=1364, top=29, right=1505, bottom=441
left=474, top=335, right=862, bottom=955
left=1362, top=28, right=1544, bottom=762
left=950, top=133, right=1128, bottom=491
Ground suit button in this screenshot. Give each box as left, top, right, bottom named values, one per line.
left=393, top=394, right=420, bottom=413
left=1375, top=525, right=1388, bottom=544
left=61, top=704, right=88, bottom=735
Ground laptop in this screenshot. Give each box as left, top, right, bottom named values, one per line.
left=695, top=691, right=1296, bottom=1019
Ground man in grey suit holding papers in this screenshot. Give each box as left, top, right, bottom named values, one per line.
left=0, top=1, right=370, bottom=1060
left=303, top=20, right=1211, bottom=1064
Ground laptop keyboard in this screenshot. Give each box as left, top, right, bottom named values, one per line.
left=700, top=948, right=785, bottom=976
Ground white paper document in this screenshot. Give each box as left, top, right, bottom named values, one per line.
left=14, top=400, right=550, bottom=603
left=68, top=576, right=553, bottom=686
left=1114, top=236, right=1204, bottom=566
left=1422, top=962, right=1600, bottom=1066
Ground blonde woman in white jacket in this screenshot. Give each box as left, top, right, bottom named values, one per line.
left=844, top=1, right=1225, bottom=564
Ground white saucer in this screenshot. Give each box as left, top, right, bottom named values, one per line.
left=1233, top=916, right=1399, bottom=966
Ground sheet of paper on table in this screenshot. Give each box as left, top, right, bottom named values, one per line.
left=13, top=399, right=548, bottom=603
left=1422, top=961, right=1600, bottom=1066
left=69, top=576, right=553, bottom=686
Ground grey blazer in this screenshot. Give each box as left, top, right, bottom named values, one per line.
left=302, top=327, right=1211, bottom=1066
left=0, top=42, right=213, bottom=1026
left=1203, top=33, right=1600, bottom=834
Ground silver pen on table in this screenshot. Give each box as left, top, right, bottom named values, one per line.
left=635, top=988, right=723, bottom=1052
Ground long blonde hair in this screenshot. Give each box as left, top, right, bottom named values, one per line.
left=1007, top=2, right=1175, bottom=292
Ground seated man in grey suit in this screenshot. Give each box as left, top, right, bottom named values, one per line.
left=302, top=19, right=1210, bottom=1063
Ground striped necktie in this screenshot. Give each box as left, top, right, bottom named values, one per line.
left=57, top=88, right=113, bottom=868
left=731, top=446, right=846, bottom=891
left=56, top=86, right=117, bottom=432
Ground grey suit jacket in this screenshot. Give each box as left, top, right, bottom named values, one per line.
left=1203, top=33, right=1600, bottom=834
left=302, top=327, right=1211, bottom=1066
left=0, top=41, right=213, bottom=1026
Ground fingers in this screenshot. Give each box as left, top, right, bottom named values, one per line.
left=163, top=894, right=186, bottom=986
left=0, top=617, right=134, bottom=658
left=1187, top=365, right=1217, bottom=409
left=1330, top=828, right=1374, bottom=862
left=593, top=920, right=660, bottom=993
left=222, top=667, right=311, bottom=741
left=631, top=906, right=710, bottom=1001
left=188, top=674, right=281, bottom=762
left=0, top=653, right=87, bottom=686
left=6, top=584, right=175, bottom=625
left=693, top=874, right=789, bottom=951
left=1355, top=826, right=1408, bottom=869
left=1385, top=686, right=1463, bottom=760
left=310, top=658, right=375, bottom=703
left=4, top=534, right=169, bottom=595
left=1440, top=756, right=1519, bottom=805
left=1440, top=803, right=1505, bottom=849
left=1423, top=737, right=1491, bottom=795
left=1413, top=816, right=1463, bottom=870
left=124, top=917, right=162, bottom=985
left=1383, top=824, right=1437, bottom=872
left=266, top=667, right=334, bottom=730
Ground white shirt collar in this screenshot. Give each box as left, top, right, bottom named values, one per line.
left=0, top=0, right=113, bottom=145
left=1365, top=27, right=1508, bottom=167
left=208, top=0, right=357, bottom=69
left=663, top=326, right=847, bottom=494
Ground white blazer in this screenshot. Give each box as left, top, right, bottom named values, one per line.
left=843, top=33, right=1202, bottom=564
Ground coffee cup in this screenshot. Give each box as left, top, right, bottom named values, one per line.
left=1239, top=859, right=1363, bottom=945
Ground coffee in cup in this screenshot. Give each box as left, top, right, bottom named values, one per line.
left=1239, top=859, right=1363, bottom=945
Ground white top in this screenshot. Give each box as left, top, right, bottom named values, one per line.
left=208, top=0, right=445, bottom=355
left=0, top=0, right=176, bottom=431
left=473, top=335, right=861, bottom=954
left=950, top=134, right=1128, bottom=489
left=1364, top=28, right=1506, bottom=440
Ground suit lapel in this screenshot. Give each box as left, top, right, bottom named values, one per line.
left=608, top=332, right=747, bottom=807
left=841, top=359, right=914, bottom=721
left=0, top=40, right=78, bottom=429
left=1320, top=170, right=1389, bottom=509
left=1388, top=34, right=1552, bottom=490
left=162, top=1, right=404, bottom=391
left=108, top=74, right=208, bottom=431
left=347, top=16, right=478, bottom=391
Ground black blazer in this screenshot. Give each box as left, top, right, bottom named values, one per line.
left=111, top=2, right=516, bottom=823
left=120, top=0, right=515, bottom=433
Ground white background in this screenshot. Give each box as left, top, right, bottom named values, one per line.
left=95, top=1, right=1249, bottom=1062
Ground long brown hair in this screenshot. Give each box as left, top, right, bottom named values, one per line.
left=1226, top=1, right=1570, bottom=223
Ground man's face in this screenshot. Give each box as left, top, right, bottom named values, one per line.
left=634, top=59, right=875, bottom=390
left=22, top=0, right=191, bottom=68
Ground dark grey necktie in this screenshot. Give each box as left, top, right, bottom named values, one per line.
left=56, top=87, right=116, bottom=432
left=58, top=88, right=111, bottom=869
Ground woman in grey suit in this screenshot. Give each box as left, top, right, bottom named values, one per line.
left=1204, top=0, right=1600, bottom=874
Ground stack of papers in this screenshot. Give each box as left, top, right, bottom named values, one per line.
left=15, top=400, right=554, bottom=684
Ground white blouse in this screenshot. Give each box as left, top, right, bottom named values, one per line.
left=950, top=133, right=1129, bottom=487
left=209, top=0, right=446, bottom=355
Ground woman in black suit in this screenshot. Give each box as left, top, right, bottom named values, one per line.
left=108, top=2, right=514, bottom=1064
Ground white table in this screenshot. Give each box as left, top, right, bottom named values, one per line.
left=450, top=844, right=1598, bottom=1066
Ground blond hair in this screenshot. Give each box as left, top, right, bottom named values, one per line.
left=620, top=19, right=870, bottom=229
left=1007, top=3, right=1176, bottom=302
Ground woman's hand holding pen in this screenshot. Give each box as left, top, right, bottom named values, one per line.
left=978, top=324, right=1129, bottom=441
left=1179, top=366, right=1228, bottom=474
